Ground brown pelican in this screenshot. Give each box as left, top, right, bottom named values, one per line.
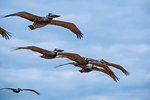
left=57, top=52, right=116, bottom=74
left=0, top=27, right=11, bottom=40
left=100, top=59, right=130, bottom=75
left=15, top=46, right=64, bottom=59
left=57, top=52, right=119, bottom=80
left=1, top=11, right=83, bottom=39
left=0, top=88, right=40, bottom=95
left=85, top=57, right=130, bottom=75
left=56, top=62, right=119, bottom=82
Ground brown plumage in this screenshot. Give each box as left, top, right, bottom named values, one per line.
left=0, top=88, right=40, bottom=95
left=57, top=52, right=119, bottom=80
left=88, top=61, right=112, bottom=72
left=88, top=61, right=119, bottom=80
left=2, top=11, right=83, bottom=39
left=100, top=59, right=130, bottom=75
left=0, top=27, right=11, bottom=40
left=21, top=89, right=40, bottom=95
left=56, top=62, right=119, bottom=82
left=4, top=11, right=41, bottom=22
left=15, top=46, right=64, bottom=59
left=92, top=67, right=119, bottom=82
left=50, top=20, right=83, bottom=39
left=58, top=52, right=87, bottom=64
left=86, top=58, right=130, bottom=75
left=84, top=57, right=116, bottom=75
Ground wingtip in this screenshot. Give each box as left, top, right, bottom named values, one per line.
left=37, top=93, right=40, bottom=95
left=3, top=32, right=12, bottom=40
left=55, top=65, right=62, bottom=68
left=114, top=77, right=119, bottom=82
left=77, top=33, right=83, bottom=39
left=125, top=71, right=130, bottom=76
left=11, top=47, right=20, bottom=51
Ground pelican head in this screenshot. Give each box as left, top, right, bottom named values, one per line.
left=54, top=48, right=64, bottom=52
left=100, top=59, right=107, bottom=63
left=18, top=88, right=22, bottom=91
left=47, top=13, right=60, bottom=18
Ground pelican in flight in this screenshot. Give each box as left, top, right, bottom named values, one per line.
left=15, top=46, right=64, bottom=59
left=56, top=62, right=119, bottom=82
left=57, top=52, right=119, bottom=81
left=57, top=52, right=116, bottom=74
left=85, top=57, right=130, bottom=75
left=1, top=11, right=83, bottom=39
left=0, top=27, right=11, bottom=40
left=0, top=88, right=40, bottom=95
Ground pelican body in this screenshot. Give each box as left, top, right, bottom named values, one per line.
left=11, top=88, right=21, bottom=93
left=28, top=13, right=60, bottom=30
left=4, top=12, right=60, bottom=30
left=0, top=88, right=40, bottom=95
left=2, top=11, right=83, bottom=39
left=40, top=48, right=64, bottom=59
left=15, top=46, right=64, bottom=59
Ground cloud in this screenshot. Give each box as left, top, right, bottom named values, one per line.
left=0, top=67, right=150, bottom=100
left=0, top=0, right=150, bottom=100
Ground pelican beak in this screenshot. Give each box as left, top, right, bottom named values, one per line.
left=57, top=49, right=64, bottom=52
left=48, top=14, right=61, bottom=18
left=54, top=48, right=64, bottom=52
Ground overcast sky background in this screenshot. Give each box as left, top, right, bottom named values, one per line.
left=0, top=0, right=150, bottom=100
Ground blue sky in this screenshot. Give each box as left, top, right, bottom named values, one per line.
left=0, top=0, right=150, bottom=100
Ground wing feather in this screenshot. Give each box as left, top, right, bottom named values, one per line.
left=0, top=88, right=15, bottom=91
left=50, top=20, right=83, bottom=39
left=105, top=62, right=129, bottom=75
left=4, top=11, right=42, bottom=22
left=0, top=27, right=12, bottom=40
left=22, top=89, right=40, bottom=95
left=58, top=52, right=85, bottom=63
left=15, top=46, right=50, bottom=54
left=88, top=62, right=115, bottom=75
left=93, top=68, right=119, bottom=82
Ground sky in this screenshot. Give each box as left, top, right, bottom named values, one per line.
left=0, top=0, right=150, bottom=100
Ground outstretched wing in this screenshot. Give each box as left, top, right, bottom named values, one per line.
left=0, top=27, right=12, bottom=40
left=104, top=62, right=129, bottom=75
left=22, top=89, right=40, bottom=95
left=88, top=61, right=115, bottom=75
left=55, top=62, right=75, bottom=68
left=15, top=46, right=50, bottom=54
left=58, top=52, right=85, bottom=63
left=50, top=20, right=83, bottom=39
left=100, top=59, right=129, bottom=75
left=4, top=11, right=42, bottom=22
left=0, top=88, right=14, bottom=91
left=92, top=67, right=119, bottom=82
